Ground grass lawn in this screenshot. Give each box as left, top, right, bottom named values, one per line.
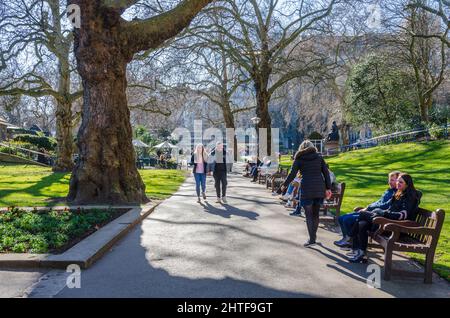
left=0, top=165, right=187, bottom=207
left=281, top=140, right=450, bottom=281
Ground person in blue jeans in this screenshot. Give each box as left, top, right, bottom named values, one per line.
left=334, top=171, right=401, bottom=248
left=191, top=144, right=208, bottom=203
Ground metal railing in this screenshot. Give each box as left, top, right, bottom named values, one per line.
left=0, top=142, right=54, bottom=166
left=325, top=124, right=449, bottom=155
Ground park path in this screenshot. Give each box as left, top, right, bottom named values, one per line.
left=9, top=167, right=450, bottom=297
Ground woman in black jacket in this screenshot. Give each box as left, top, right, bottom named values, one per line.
left=348, top=173, right=421, bottom=263
left=282, top=140, right=332, bottom=246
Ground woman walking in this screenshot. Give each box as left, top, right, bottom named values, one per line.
left=191, top=144, right=208, bottom=203
left=209, top=142, right=229, bottom=204
left=281, top=140, right=332, bottom=247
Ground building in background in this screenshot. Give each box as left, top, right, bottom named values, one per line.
left=0, top=117, right=8, bottom=141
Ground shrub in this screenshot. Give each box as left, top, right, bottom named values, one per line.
left=429, top=123, right=446, bottom=140
left=0, top=145, right=12, bottom=153
left=12, top=242, right=27, bottom=253
left=9, top=141, right=39, bottom=152
left=308, top=131, right=323, bottom=140
left=0, top=208, right=119, bottom=253
left=13, top=134, right=56, bottom=152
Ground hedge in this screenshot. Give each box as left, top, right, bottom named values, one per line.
left=13, top=134, right=57, bottom=152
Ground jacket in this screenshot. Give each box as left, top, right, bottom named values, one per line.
left=190, top=154, right=208, bottom=174
left=382, top=191, right=422, bottom=221
left=208, top=149, right=229, bottom=173
left=367, top=188, right=396, bottom=211
left=283, top=146, right=331, bottom=200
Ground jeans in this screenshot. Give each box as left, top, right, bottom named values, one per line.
left=213, top=170, right=227, bottom=198
left=286, top=184, right=295, bottom=196
left=338, top=212, right=360, bottom=237
left=293, top=190, right=302, bottom=214
left=194, top=173, right=206, bottom=197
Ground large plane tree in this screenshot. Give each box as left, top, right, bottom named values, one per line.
left=67, top=0, right=213, bottom=204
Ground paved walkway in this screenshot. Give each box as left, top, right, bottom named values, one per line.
left=2, top=169, right=449, bottom=298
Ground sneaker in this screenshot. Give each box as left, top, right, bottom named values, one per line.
left=222, top=197, right=228, bottom=204
left=346, top=250, right=359, bottom=257
left=216, top=197, right=222, bottom=203
left=303, top=239, right=317, bottom=247
left=348, top=250, right=368, bottom=263
left=289, top=211, right=301, bottom=217
left=285, top=200, right=293, bottom=208
left=202, top=192, right=206, bottom=200
left=197, top=197, right=201, bottom=203
left=333, top=237, right=351, bottom=248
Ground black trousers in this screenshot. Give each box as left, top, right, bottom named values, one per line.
left=213, top=170, right=228, bottom=198
left=351, top=211, right=378, bottom=251
left=303, top=204, right=321, bottom=243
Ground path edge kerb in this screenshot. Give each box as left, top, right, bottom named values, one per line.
left=0, top=202, right=160, bottom=269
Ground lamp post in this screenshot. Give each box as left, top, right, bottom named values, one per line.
left=251, top=116, right=261, bottom=160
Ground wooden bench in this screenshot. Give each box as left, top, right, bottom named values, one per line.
left=257, top=165, right=276, bottom=184
left=322, top=182, right=346, bottom=223
left=369, top=208, right=445, bottom=283
left=266, top=168, right=288, bottom=192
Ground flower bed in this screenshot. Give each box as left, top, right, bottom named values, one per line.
left=0, top=207, right=129, bottom=254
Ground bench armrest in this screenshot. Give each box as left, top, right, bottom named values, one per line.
left=371, top=217, right=419, bottom=238
left=383, top=223, right=436, bottom=236
left=372, top=217, right=418, bottom=228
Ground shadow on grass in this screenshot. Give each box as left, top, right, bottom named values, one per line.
left=0, top=172, right=69, bottom=207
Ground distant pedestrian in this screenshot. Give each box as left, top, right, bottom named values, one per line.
left=209, top=142, right=229, bottom=204
left=191, top=144, right=208, bottom=203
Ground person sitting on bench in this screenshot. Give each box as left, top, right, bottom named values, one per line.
left=334, top=171, right=400, bottom=248
left=250, top=157, right=262, bottom=181
left=281, top=172, right=301, bottom=201
left=251, top=157, right=271, bottom=182
left=347, top=173, right=421, bottom=263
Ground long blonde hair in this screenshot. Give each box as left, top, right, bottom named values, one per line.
left=299, top=140, right=317, bottom=152
left=194, top=144, right=208, bottom=162
left=294, top=140, right=317, bottom=159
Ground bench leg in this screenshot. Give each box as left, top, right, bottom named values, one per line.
left=424, top=252, right=434, bottom=284
left=383, top=248, right=393, bottom=281
left=334, top=208, right=340, bottom=225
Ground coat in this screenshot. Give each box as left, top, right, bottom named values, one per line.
left=283, top=146, right=331, bottom=200
left=190, top=153, right=208, bottom=174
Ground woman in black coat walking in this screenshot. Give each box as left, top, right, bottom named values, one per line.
left=282, top=140, right=332, bottom=246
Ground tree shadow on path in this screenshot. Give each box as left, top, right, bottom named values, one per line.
left=201, top=201, right=259, bottom=220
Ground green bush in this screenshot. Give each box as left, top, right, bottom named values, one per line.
left=13, top=134, right=56, bottom=152
left=0, top=145, right=11, bottom=153
left=0, top=208, right=118, bottom=253
left=308, top=131, right=324, bottom=140
left=429, top=123, right=446, bottom=140
left=10, top=141, right=39, bottom=150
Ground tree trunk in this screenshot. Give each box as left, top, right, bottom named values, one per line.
left=68, top=4, right=148, bottom=205
left=53, top=100, right=74, bottom=172
left=255, top=86, right=272, bottom=155
left=221, top=101, right=238, bottom=161
left=419, top=95, right=431, bottom=123
left=53, top=58, right=74, bottom=172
